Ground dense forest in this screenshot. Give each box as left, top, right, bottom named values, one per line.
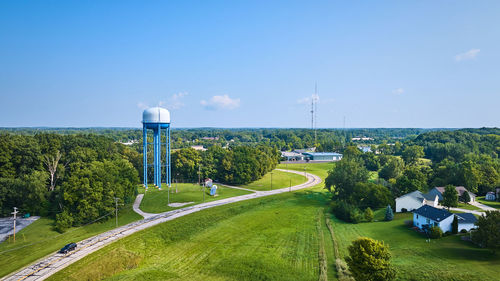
left=1, top=127, right=440, bottom=152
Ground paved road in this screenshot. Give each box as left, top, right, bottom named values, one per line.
left=0, top=217, right=40, bottom=243
left=469, top=201, right=497, bottom=212
left=2, top=169, right=321, bottom=281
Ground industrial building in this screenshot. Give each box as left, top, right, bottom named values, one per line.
left=281, top=150, right=342, bottom=162
left=302, top=152, right=343, bottom=161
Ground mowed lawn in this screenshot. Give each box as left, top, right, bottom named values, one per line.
left=49, top=190, right=334, bottom=281
left=331, top=211, right=500, bottom=281
left=0, top=204, right=142, bottom=278
left=239, top=169, right=307, bottom=191
left=139, top=183, right=252, bottom=213
left=277, top=162, right=335, bottom=187
left=477, top=196, right=500, bottom=209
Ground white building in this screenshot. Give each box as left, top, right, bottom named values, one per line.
left=395, top=191, right=438, bottom=212
left=485, top=192, right=496, bottom=201
left=413, top=205, right=477, bottom=233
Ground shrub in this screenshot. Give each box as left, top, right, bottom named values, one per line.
left=401, top=208, right=407, bottom=213
left=384, top=205, right=394, bottom=221
left=444, top=231, right=451, bottom=236
left=460, top=229, right=468, bottom=233
left=429, top=226, right=443, bottom=239
left=54, top=211, right=74, bottom=233
left=452, top=216, right=458, bottom=234
left=346, top=237, right=397, bottom=281
left=364, top=207, right=374, bottom=222
left=331, top=201, right=362, bottom=223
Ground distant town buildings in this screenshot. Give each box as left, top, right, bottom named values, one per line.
left=351, top=136, right=374, bottom=141
left=191, top=145, right=207, bottom=151
left=281, top=149, right=342, bottom=162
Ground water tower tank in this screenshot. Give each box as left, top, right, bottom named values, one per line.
left=142, top=107, right=170, bottom=124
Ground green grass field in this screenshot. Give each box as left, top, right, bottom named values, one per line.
left=277, top=161, right=335, bottom=187
left=49, top=189, right=334, bottom=281
left=139, top=183, right=253, bottom=213
left=239, top=169, right=307, bottom=191
left=0, top=204, right=142, bottom=277
left=457, top=202, right=482, bottom=211
left=477, top=196, right=500, bottom=209
left=330, top=212, right=499, bottom=280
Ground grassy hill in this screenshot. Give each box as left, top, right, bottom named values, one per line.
left=0, top=204, right=142, bottom=277
left=239, top=169, right=307, bottom=191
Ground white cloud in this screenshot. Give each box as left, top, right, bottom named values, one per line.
left=200, top=95, right=240, bottom=110
left=455, top=49, right=480, bottom=61
left=392, top=88, right=404, bottom=95
left=164, top=92, right=188, bottom=110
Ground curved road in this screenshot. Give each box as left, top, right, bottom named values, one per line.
left=2, top=169, right=321, bottom=281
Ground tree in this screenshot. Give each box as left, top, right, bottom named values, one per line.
left=325, top=158, right=369, bottom=200
left=460, top=191, right=471, bottom=203
left=346, top=237, right=396, bottom=281
left=472, top=211, right=500, bottom=253
left=394, top=166, right=428, bottom=196
left=452, top=215, right=458, bottom=234
left=442, top=184, right=458, bottom=210
left=364, top=207, right=374, bottom=222
left=384, top=205, right=394, bottom=221
left=44, top=150, right=62, bottom=191
left=352, top=182, right=392, bottom=209
left=402, top=145, right=424, bottom=165
left=378, top=157, right=404, bottom=181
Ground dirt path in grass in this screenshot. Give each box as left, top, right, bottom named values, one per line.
left=2, top=170, right=321, bottom=281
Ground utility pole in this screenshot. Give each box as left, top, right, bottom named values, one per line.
left=270, top=172, right=273, bottom=190
left=198, top=164, right=201, bottom=186
left=114, top=198, right=120, bottom=228
left=11, top=207, right=18, bottom=243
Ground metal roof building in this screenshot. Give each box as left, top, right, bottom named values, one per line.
left=302, top=152, right=343, bottom=161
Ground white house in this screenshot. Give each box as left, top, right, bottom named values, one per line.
left=395, top=191, right=438, bottom=212
left=455, top=213, right=478, bottom=232
left=485, top=192, right=496, bottom=201
left=413, top=205, right=477, bottom=233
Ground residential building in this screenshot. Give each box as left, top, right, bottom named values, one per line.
left=485, top=192, right=496, bottom=201
left=427, top=186, right=476, bottom=202
left=395, top=190, right=438, bottom=212
left=413, top=205, right=477, bottom=233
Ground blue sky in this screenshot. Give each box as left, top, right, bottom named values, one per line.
left=1, top=1, right=499, bottom=128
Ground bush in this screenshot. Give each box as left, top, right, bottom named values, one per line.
left=364, top=207, right=374, bottom=222
left=54, top=211, right=74, bottom=233
left=429, top=226, right=443, bottom=239
left=444, top=231, right=452, bottom=236
left=452, top=216, right=458, bottom=234
left=460, top=229, right=468, bottom=233
left=331, top=201, right=362, bottom=223
left=346, top=237, right=397, bottom=281
left=401, top=208, right=407, bottom=213
left=384, top=205, right=394, bottom=221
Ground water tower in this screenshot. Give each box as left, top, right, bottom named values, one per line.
left=142, top=107, right=171, bottom=189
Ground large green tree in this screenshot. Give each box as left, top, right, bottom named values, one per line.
left=346, top=237, right=396, bottom=281
left=325, top=158, right=369, bottom=200
left=442, top=184, right=458, bottom=210
left=402, top=145, right=424, bottom=165
left=472, top=211, right=500, bottom=253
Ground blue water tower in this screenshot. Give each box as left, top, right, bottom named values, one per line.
left=142, top=107, right=171, bottom=189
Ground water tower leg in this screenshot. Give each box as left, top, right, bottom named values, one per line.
left=143, top=126, right=148, bottom=189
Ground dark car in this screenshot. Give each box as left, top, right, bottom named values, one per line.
left=59, top=243, right=77, bottom=254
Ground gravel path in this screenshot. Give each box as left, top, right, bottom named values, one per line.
left=2, top=169, right=321, bottom=281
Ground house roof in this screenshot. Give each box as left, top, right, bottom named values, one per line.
left=413, top=205, right=453, bottom=222
left=396, top=191, right=437, bottom=202
left=422, top=193, right=438, bottom=201
left=456, top=213, right=478, bottom=224
left=433, top=186, right=476, bottom=197
left=396, top=190, right=425, bottom=201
